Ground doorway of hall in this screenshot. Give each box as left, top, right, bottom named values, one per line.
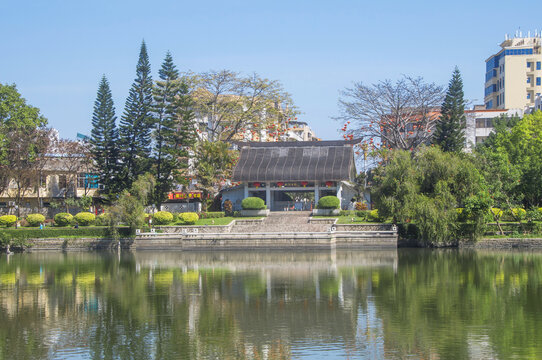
left=270, top=190, right=314, bottom=211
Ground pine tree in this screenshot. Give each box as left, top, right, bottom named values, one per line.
left=119, top=40, right=154, bottom=190
left=90, top=75, right=119, bottom=199
left=151, top=52, right=198, bottom=207
left=152, top=51, right=181, bottom=207
left=433, top=67, right=466, bottom=152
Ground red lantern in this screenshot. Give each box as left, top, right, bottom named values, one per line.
left=301, top=181, right=308, bottom=187
left=253, top=182, right=261, bottom=188
left=325, top=181, right=333, bottom=187
left=276, top=182, right=284, bottom=187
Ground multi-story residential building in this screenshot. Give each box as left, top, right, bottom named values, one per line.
left=485, top=32, right=542, bottom=110
left=464, top=106, right=524, bottom=151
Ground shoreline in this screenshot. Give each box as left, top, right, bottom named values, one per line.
left=3, top=234, right=542, bottom=252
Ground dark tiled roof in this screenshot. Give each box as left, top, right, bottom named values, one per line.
left=233, top=139, right=360, bottom=148
left=232, top=142, right=356, bottom=182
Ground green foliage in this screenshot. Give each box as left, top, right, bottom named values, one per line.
left=54, top=213, right=73, bottom=227
left=490, top=207, right=503, bottom=219
left=152, top=211, right=174, bottom=225
left=317, top=196, right=340, bottom=209
left=510, top=208, right=527, bottom=221
left=0, top=215, right=17, bottom=227
left=180, top=212, right=199, bottom=225
left=119, top=41, right=154, bottom=191
left=25, top=214, right=45, bottom=227
left=0, top=227, right=132, bottom=240
left=95, top=213, right=111, bottom=226
left=356, top=210, right=370, bottom=221
left=369, top=209, right=381, bottom=222
left=373, top=146, right=490, bottom=245
left=193, top=141, right=237, bottom=210
left=74, top=212, right=96, bottom=226
left=110, top=173, right=156, bottom=234
left=241, top=197, right=266, bottom=210
left=199, top=212, right=225, bottom=219
left=151, top=52, right=197, bottom=208
left=433, top=67, right=466, bottom=152
left=477, top=111, right=542, bottom=207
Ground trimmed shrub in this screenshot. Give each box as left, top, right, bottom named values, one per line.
left=74, top=212, right=96, bottom=226
left=180, top=212, right=199, bottom=225
left=0, top=227, right=133, bottom=240
left=489, top=208, right=503, bottom=219
left=0, top=215, right=17, bottom=227
left=510, top=208, right=527, bottom=221
left=200, top=212, right=225, bottom=219
left=241, top=197, right=266, bottom=210
left=339, top=210, right=356, bottom=216
left=54, top=213, right=73, bottom=227
left=95, top=213, right=111, bottom=226
left=152, top=211, right=174, bottom=225
left=317, top=196, right=340, bottom=209
left=369, top=209, right=380, bottom=222
left=26, top=214, right=45, bottom=227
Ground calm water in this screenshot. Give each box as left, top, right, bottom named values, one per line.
left=1, top=249, right=542, bottom=359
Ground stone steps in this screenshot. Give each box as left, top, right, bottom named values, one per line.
left=231, top=212, right=329, bottom=233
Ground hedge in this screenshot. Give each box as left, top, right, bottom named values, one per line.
left=241, top=197, right=266, bottom=210
left=54, top=213, right=73, bottom=227
left=199, top=211, right=225, bottom=219
left=0, top=215, right=18, bottom=227
left=152, top=211, right=174, bottom=225
left=26, top=214, right=45, bottom=227
left=180, top=212, right=199, bottom=225
left=95, top=213, right=111, bottom=226
left=0, top=227, right=133, bottom=240
left=74, top=212, right=96, bottom=226
left=317, top=196, right=340, bottom=209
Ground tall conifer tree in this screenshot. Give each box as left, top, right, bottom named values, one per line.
left=90, top=75, right=119, bottom=199
left=151, top=52, right=197, bottom=207
left=433, top=67, right=466, bottom=152
left=119, top=40, right=154, bottom=190
left=152, top=52, right=181, bottom=207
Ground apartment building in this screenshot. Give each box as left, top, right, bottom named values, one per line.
left=485, top=32, right=542, bottom=110
left=464, top=106, right=524, bottom=151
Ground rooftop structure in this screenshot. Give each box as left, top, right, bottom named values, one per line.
left=464, top=106, right=524, bottom=151
left=485, top=32, right=542, bottom=110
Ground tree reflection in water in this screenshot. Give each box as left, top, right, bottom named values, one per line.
left=0, top=249, right=541, bottom=359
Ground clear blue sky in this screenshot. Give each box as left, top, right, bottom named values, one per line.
left=1, top=0, right=541, bottom=140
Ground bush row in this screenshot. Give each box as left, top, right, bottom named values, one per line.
left=339, top=209, right=382, bottom=222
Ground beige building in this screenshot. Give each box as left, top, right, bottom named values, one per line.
left=0, top=156, right=98, bottom=217
left=485, top=32, right=542, bottom=110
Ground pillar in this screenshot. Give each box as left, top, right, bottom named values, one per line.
left=336, top=182, right=343, bottom=209
left=314, top=181, right=320, bottom=205
left=244, top=183, right=249, bottom=198
left=265, top=183, right=271, bottom=211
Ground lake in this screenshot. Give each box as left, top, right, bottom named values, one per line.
left=1, top=249, right=541, bottom=359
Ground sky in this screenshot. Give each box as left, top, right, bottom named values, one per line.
left=1, top=0, right=541, bottom=140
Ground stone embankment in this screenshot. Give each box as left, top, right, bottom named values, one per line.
left=20, top=212, right=398, bottom=251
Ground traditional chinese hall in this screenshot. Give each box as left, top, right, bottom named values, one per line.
left=223, top=140, right=359, bottom=211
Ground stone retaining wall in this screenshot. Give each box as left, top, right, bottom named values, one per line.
left=461, top=238, right=542, bottom=249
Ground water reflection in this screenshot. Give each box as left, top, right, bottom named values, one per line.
left=1, top=249, right=542, bottom=359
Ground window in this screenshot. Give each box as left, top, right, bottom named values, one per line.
left=537, top=77, right=541, bottom=86
left=39, top=174, right=46, bottom=187
left=527, top=77, right=531, bottom=84
left=538, top=62, right=541, bottom=70
left=528, top=61, right=532, bottom=68
left=527, top=93, right=531, bottom=100
left=77, top=173, right=99, bottom=189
